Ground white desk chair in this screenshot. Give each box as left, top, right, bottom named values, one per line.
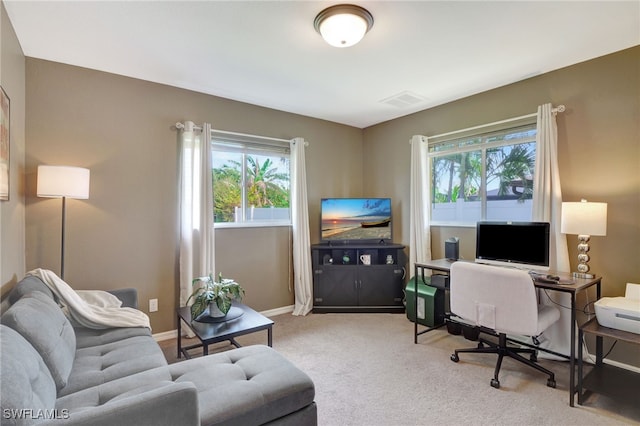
left=449, top=262, right=560, bottom=389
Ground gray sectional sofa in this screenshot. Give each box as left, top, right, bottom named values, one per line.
left=0, top=276, right=316, bottom=426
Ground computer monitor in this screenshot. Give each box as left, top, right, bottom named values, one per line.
left=475, top=221, right=550, bottom=271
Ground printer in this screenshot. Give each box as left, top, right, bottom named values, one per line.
left=594, top=283, right=640, bottom=334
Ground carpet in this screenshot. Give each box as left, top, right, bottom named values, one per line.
left=161, top=312, right=639, bottom=426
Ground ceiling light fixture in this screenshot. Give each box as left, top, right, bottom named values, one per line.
left=314, top=4, right=374, bottom=48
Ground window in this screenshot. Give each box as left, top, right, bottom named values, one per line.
left=429, top=123, right=537, bottom=225
left=211, top=131, right=290, bottom=226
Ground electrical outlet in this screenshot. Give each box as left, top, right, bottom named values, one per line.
left=149, top=298, right=158, bottom=313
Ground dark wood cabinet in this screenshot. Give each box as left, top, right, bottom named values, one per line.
left=311, top=243, right=406, bottom=313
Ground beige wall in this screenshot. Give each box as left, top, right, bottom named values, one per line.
left=11, top=27, right=640, bottom=364
left=364, top=46, right=640, bottom=365
left=24, top=58, right=362, bottom=332
left=0, top=1, right=26, bottom=295
left=364, top=46, right=639, bottom=295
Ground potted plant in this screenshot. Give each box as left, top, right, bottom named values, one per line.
left=187, top=273, right=244, bottom=319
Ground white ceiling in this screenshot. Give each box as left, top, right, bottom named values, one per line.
left=4, top=1, right=640, bottom=128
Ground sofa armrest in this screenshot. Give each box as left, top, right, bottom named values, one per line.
left=107, top=288, right=138, bottom=309
left=49, top=381, right=199, bottom=426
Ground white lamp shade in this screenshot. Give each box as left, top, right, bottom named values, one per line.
left=37, top=165, right=90, bottom=199
left=561, top=200, right=607, bottom=236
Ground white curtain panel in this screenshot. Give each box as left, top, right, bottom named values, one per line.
left=532, top=104, right=573, bottom=358
left=178, top=122, right=215, bottom=313
left=533, top=103, right=570, bottom=272
left=409, top=135, right=432, bottom=276
left=290, top=137, right=313, bottom=316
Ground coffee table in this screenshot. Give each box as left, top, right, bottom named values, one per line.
left=177, top=302, right=274, bottom=359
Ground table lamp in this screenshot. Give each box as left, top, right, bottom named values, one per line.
left=561, top=199, right=607, bottom=279
left=37, top=165, right=90, bottom=279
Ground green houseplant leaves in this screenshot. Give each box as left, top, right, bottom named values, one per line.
left=187, top=273, right=244, bottom=319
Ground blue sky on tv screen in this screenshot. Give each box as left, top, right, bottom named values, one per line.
left=322, top=198, right=391, bottom=220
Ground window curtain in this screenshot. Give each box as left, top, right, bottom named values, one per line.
left=409, top=135, right=432, bottom=275
left=290, top=137, right=313, bottom=316
left=178, top=122, right=215, bottom=321
left=532, top=103, right=572, bottom=358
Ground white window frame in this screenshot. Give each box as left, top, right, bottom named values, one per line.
left=211, top=130, right=291, bottom=228
left=428, top=122, right=537, bottom=227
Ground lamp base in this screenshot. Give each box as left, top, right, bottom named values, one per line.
left=572, top=271, right=595, bottom=280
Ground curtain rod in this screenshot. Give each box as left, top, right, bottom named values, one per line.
left=175, top=122, right=201, bottom=131
left=175, top=122, right=291, bottom=144
left=427, top=105, right=565, bottom=141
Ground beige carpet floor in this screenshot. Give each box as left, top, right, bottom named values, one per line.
left=160, top=312, right=640, bottom=426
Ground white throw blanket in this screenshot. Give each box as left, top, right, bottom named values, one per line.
left=27, top=268, right=151, bottom=330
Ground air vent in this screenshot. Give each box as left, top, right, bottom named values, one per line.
left=380, top=91, right=427, bottom=108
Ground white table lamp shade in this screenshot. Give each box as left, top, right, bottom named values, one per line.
left=37, top=166, right=90, bottom=199
left=561, top=201, right=607, bottom=236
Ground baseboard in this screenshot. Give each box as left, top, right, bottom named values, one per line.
left=260, top=304, right=294, bottom=317
left=152, top=304, right=295, bottom=342
left=597, top=354, right=640, bottom=374
left=153, top=329, right=177, bottom=342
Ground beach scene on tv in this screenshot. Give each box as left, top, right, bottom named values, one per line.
left=321, top=198, right=392, bottom=241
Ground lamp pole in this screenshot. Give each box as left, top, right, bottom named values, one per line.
left=61, top=196, right=67, bottom=280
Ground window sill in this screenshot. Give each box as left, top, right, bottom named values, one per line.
left=429, top=222, right=477, bottom=228
left=214, top=221, right=292, bottom=229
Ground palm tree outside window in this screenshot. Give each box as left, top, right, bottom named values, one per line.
left=429, top=124, right=537, bottom=225
left=212, top=137, right=291, bottom=225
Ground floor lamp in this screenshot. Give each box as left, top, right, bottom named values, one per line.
left=560, top=199, right=607, bottom=279
left=37, top=165, right=90, bottom=280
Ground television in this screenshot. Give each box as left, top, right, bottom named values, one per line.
left=475, top=221, right=550, bottom=271
left=321, top=198, right=392, bottom=244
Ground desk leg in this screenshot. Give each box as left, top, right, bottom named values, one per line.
left=595, top=282, right=603, bottom=365
left=268, top=327, right=273, bottom=347
left=414, top=264, right=418, bottom=344
left=570, top=292, right=576, bottom=407
left=177, top=315, right=182, bottom=359
left=578, top=326, right=584, bottom=405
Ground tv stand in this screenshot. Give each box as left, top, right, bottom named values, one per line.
left=326, top=239, right=390, bottom=247
left=311, top=243, right=406, bottom=313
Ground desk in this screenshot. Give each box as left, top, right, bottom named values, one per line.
left=413, top=259, right=601, bottom=407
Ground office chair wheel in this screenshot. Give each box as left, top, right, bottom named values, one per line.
left=547, top=378, right=556, bottom=388
left=477, top=342, right=484, bottom=349
left=490, top=378, right=500, bottom=389
left=530, top=353, right=537, bottom=362
left=450, top=353, right=459, bottom=362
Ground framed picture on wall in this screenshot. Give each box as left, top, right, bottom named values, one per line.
left=0, top=85, right=9, bottom=201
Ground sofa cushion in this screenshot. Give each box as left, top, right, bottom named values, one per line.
left=74, top=325, right=155, bottom=349
left=0, top=325, right=57, bottom=423
left=1, top=291, right=76, bottom=392
left=168, top=345, right=315, bottom=426
left=59, top=333, right=168, bottom=396
left=55, top=366, right=173, bottom=411
left=7, top=275, right=54, bottom=305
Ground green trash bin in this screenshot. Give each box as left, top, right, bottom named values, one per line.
left=404, top=276, right=445, bottom=327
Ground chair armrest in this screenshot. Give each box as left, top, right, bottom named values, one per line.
left=107, top=288, right=138, bottom=309
left=49, top=381, right=199, bottom=426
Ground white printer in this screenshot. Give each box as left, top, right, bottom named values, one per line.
left=594, top=283, right=640, bottom=334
